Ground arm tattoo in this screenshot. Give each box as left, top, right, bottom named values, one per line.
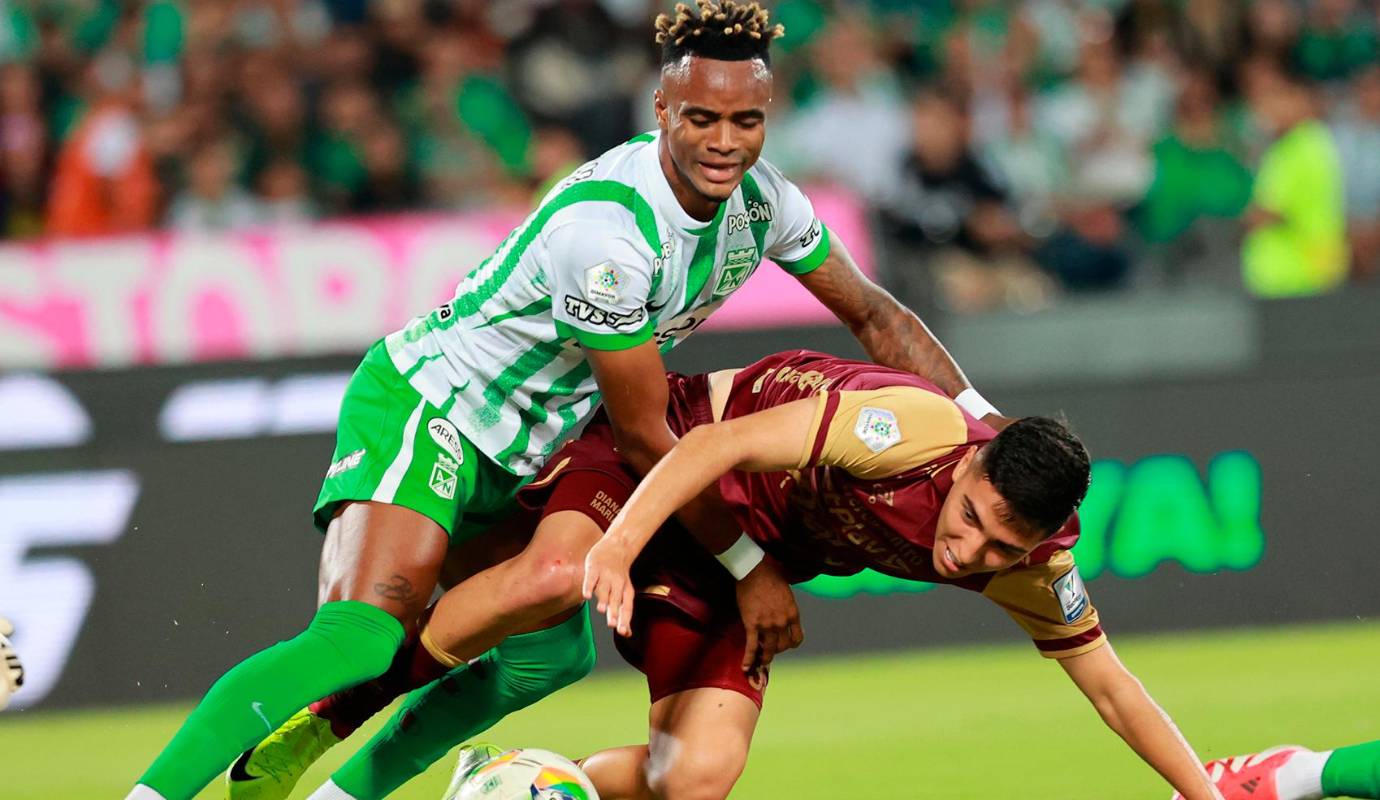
left=803, top=253, right=971, bottom=397
left=372, top=573, right=418, bottom=604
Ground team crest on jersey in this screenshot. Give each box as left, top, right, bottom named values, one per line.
left=1052, top=567, right=1089, bottom=623
left=854, top=407, right=901, bottom=453
left=585, top=262, right=626, bottom=304
left=713, top=247, right=760, bottom=297
left=429, top=453, right=459, bottom=500
left=427, top=418, right=463, bottom=462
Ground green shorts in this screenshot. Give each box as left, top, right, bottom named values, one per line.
left=313, top=340, right=525, bottom=540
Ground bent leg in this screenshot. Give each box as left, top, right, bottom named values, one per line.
left=134, top=502, right=445, bottom=799
left=422, top=510, right=605, bottom=660
left=326, top=608, right=598, bottom=800
left=307, top=510, right=600, bottom=742
left=582, top=687, right=759, bottom=800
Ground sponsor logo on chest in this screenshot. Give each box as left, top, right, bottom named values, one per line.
left=726, top=200, right=774, bottom=234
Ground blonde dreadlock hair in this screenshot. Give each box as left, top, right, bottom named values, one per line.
left=654, top=1, right=785, bottom=66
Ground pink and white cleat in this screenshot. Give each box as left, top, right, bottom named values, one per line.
left=1174, top=745, right=1315, bottom=800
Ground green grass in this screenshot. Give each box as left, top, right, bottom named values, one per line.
left=3, top=621, right=1377, bottom=799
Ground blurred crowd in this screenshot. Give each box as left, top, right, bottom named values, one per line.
left=0, top=0, right=1377, bottom=311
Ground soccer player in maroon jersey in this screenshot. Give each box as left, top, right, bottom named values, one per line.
left=293, top=349, right=1223, bottom=799
left=551, top=349, right=1223, bottom=799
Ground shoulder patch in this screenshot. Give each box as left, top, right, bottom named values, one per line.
left=585, top=262, right=626, bottom=304
left=427, top=418, right=464, bottom=463
left=854, top=407, right=901, bottom=453
left=1052, top=567, right=1089, bottom=624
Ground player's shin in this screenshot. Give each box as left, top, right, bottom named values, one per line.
left=131, top=601, right=404, bottom=800
left=308, top=622, right=454, bottom=739
left=326, top=609, right=597, bottom=799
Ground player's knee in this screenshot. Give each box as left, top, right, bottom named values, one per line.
left=509, top=550, right=585, bottom=612
left=647, top=741, right=746, bottom=800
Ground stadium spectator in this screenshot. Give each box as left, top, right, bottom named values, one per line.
left=1330, top=63, right=1380, bottom=280
left=254, top=157, right=316, bottom=225
left=0, top=0, right=1370, bottom=304
left=45, top=48, right=158, bottom=237
left=351, top=121, right=421, bottom=214
left=881, top=89, right=1050, bottom=313
left=0, top=63, right=50, bottom=238
left=975, top=84, right=1067, bottom=241
left=504, top=0, right=641, bottom=157
left=166, top=137, right=265, bottom=232
left=773, top=14, right=910, bottom=204
left=1135, top=67, right=1253, bottom=284
left=1241, top=66, right=1348, bottom=298
left=1293, top=0, right=1379, bottom=84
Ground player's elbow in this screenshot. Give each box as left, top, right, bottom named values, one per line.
left=610, top=423, right=671, bottom=475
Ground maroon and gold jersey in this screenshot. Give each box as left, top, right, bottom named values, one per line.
left=712, top=350, right=1104, bottom=659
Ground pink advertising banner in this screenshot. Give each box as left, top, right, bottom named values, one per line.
left=0, top=187, right=872, bottom=370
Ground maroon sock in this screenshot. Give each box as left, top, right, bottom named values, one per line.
left=309, top=632, right=454, bottom=739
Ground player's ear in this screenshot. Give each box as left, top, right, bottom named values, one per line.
left=953, top=447, right=979, bottom=481
left=654, top=88, right=669, bottom=130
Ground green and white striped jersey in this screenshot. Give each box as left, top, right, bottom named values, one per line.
left=384, top=131, right=832, bottom=476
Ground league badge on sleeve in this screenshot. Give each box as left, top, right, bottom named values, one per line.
left=1053, top=567, right=1089, bottom=623
left=854, top=407, right=901, bottom=453
left=585, top=262, right=626, bottom=305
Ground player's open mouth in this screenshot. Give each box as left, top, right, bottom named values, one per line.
left=942, top=546, right=961, bottom=574
left=698, top=161, right=740, bottom=183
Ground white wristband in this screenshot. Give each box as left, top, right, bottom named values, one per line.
left=715, top=533, right=766, bottom=580
left=955, top=388, right=999, bottom=420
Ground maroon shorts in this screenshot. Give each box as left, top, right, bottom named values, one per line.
left=518, top=375, right=767, bottom=707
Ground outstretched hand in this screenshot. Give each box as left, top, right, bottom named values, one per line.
left=582, top=536, right=637, bottom=637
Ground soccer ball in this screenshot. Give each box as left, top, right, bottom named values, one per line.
left=448, top=748, right=600, bottom=800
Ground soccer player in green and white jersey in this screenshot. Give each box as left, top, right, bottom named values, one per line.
left=125, top=4, right=999, bottom=799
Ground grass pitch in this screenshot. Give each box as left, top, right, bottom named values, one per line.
left=2, top=621, right=1376, bottom=799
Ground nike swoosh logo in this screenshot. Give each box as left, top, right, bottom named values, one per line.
left=251, top=701, right=272, bottom=732
left=227, top=748, right=258, bottom=782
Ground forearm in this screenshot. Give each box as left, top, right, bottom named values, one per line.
left=1092, top=677, right=1219, bottom=799
left=613, top=424, right=740, bottom=554
left=850, top=294, right=971, bottom=398
left=604, top=424, right=743, bottom=559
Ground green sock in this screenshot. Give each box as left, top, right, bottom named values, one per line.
left=137, top=600, right=403, bottom=799
left=1323, top=740, right=1380, bottom=799
left=331, top=609, right=596, bottom=799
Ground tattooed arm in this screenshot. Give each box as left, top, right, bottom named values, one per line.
left=795, top=236, right=973, bottom=399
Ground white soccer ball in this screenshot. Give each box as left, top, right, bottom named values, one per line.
left=451, top=748, right=600, bottom=800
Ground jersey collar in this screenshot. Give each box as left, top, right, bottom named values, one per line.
left=639, top=131, right=733, bottom=235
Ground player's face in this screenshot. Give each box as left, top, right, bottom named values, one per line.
left=656, top=55, right=772, bottom=207
left=933, top=450, right=1045, bottom=579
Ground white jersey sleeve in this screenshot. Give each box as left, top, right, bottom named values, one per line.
left=753, top=160, right=832, bottom=275
left=545, top=220, right=656, bottom=351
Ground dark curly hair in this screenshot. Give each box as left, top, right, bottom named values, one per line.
left=980, top=416, right=1091, bottom=538
left=655, top=1, right=785, bottom=67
